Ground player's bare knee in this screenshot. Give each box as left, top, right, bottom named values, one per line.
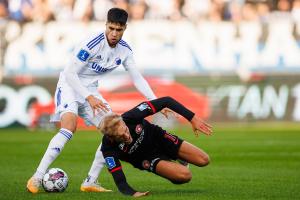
left=182, top=170, right=192, bottom=183
left=61, top=120, right=77, bottom=133
left=174, top=168, right=192, bottom=183
left=61, top=113, right=77, bottom=133
left=196, top=153, right=210, bottom=167
left=201, top=154, right=210, bottom=166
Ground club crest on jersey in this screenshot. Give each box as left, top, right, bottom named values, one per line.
left=137, top=103, right=150, bottom=111
left=115, top=58, right=121, bottom=65
left=135, top=124, right=143, bottom=134
left=142, top=160, right=150, bottom=170
left=77, top=49, right=90, bottom=62
left=105, top=157, right=116, bottom=169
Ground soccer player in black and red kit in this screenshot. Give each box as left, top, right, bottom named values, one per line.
left=99, top=96, right=212, bottom=197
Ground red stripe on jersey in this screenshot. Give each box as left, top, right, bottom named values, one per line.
left=110, top=166, right=122, bottom=173
left=146, top=101, right=156, bottom=113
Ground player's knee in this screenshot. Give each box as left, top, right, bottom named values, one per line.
left=196, top=153, right=210, bottom=167
left=173, top=168, right=192, bottom=184
left=181, top=170, right=192, bottom=183
left=200, top=153, right=210, bottom=166
left=61, top=121, right=77, bottom=133
left=61, top=114, right=77, bottom=133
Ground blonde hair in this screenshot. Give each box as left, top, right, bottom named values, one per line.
left=98, top=113, right=123, bottom=139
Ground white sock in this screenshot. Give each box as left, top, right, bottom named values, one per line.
left=85, top=143, right=105, bottom=183
left=33, top=128, right=73, bottom=179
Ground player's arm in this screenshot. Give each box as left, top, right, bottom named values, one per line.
left=103, top=153, right=148, bottom=197
left=123, top=96, right=212, bottom=135
left=123, top=96, right=193, bottom=121
left=64, top=46, right=93, bottom=99
left=106, top=157, right=136, bottom=195
left=101, top=143, right=140, bottom=196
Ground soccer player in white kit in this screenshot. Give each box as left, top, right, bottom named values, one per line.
left=27, top=8, right=170, bottom=193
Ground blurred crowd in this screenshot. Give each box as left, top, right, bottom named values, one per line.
left=0, top=0, right=300, bottom=24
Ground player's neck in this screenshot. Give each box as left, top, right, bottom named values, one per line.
left=108, top=43, right=116, bottom=48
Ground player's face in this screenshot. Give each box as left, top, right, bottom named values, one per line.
left=105, top=22, right=126, bottom=47
left=116, top=121, right=132, bottom=144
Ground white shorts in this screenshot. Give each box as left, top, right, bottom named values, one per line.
left=50, top=79, right=112, bottom=127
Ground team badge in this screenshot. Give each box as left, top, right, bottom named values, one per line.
left=142, top=160, right=150, bottom=170
left=105, top=157, right=116, bottom=169
left=77, top=49, right=90, bottom=61
left=115, top=57, right=121, bottom=65
left=135, top=124, right=143, bottom=134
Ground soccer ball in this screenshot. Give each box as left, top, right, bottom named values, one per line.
left=42, top=168, right=68, bottom=192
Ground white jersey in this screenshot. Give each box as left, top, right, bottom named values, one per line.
left=60, top=31, right=156, bottom=101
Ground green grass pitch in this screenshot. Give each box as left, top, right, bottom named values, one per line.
left=0, top=123, right=300, bottom=200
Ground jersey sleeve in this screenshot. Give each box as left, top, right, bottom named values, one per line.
left=63, top=34, right=102, bottom=98
left=101, top=139, right=137, bottom=196
left=122, top=49, right=134, bottom=71
left=122, top=96, right=195, bottom=122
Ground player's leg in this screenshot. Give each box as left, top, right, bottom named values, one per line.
left=157, top=130, right=209, bottom=167
left=177, top=141, right=210, bottom=167
left=80, top=143, right=112, bottom=192
left=35, top=112, right=77, bottom=176
left=155, top=160, right=192, bottom=184
left=80, top=97, right=112, bottom=192
left=27, top=112, right=77, bottom=193
left=27, top=84, right=78, bottom=193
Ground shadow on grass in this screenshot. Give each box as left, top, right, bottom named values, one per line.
left=154, top=188, right=207, bottom=195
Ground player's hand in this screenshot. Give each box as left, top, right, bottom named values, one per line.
left=133, top=191, right=150, bottom=197
left=160, top=108, right=179, bottom=119
left=86, top=95, right=109, bottom=115
left=190, top=115, right=212, bottom=136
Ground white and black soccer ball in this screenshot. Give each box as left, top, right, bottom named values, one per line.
left=42, top=168, right=68, bottom=192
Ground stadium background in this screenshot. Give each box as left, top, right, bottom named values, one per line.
left=0, top=0, right=300, bottom=200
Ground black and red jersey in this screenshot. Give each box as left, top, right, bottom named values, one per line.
left=101, top=96, right=195, bottom=195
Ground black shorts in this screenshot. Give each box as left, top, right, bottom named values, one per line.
left=129, top=130, right=184, bottom=173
